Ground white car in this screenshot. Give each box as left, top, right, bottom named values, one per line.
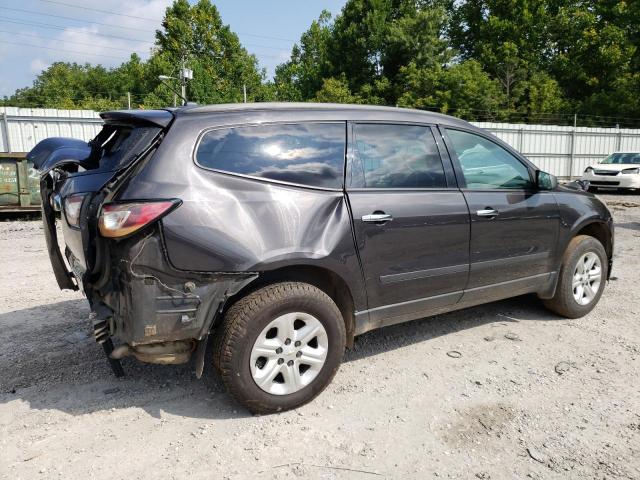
left=582, top=151, right=640, bottom=191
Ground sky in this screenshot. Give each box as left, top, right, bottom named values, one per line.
left=0, top=0, right=347, bottom=97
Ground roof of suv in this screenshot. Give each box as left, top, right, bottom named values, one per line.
left=174, top=102, right=472, bottom=128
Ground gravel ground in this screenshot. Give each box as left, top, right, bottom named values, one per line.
left=1, top=192, right=639, bottom=480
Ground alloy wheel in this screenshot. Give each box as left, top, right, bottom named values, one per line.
left=250, top=312, right=328, bottom=395
left=572, top=251, right=602, bottom=306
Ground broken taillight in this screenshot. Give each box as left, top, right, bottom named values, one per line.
left=63, top=194, right=86, bottom=228
left=98, top=200, right=181, bottom=238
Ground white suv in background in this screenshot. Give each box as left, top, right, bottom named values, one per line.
left=582, top=151, right=640, bottom=192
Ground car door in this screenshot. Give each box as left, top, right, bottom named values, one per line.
left=442, top=127, right=560, bottom=304
left=346, top=123, right=470, bottom=332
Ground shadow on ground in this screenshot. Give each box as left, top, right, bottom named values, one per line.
left=0, top=294, right=561, bottom=420
left=615, top=221, right=640, bottom=232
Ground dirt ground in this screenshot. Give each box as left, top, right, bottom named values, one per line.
left=1, top=192, right=639, bottom=480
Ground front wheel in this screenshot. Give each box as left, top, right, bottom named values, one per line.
left=543, top=235, right=608, bottom=318
left=213, top=282, right=346, bottom=414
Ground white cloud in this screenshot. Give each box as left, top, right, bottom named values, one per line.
left=46, top=0, right=172, bottom=64
left=30, top=58, right=50, bottom=74
left=0, top=0, right=173, bottom=95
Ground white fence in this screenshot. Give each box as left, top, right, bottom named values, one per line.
left=2, top=107, right=640, bottom=178
left=473, top=122, right=640, bottom=178
left=0, top=107, right=102, bottom=154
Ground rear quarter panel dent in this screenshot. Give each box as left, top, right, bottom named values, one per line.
left=154, top=169, right=367, bottom=311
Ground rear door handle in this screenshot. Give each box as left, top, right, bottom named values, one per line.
left=362, top=213, right=393, bottom=223
left=476, top=208, right=499, bottom=218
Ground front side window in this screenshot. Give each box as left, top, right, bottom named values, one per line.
left=195, top=122, right=345, bottom=189
left=446, top=129, right=533, bottom=189
left=351, top=124, right=446, bottom=188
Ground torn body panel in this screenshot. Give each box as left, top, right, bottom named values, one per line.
left=86, top=228, right=257, bottom=346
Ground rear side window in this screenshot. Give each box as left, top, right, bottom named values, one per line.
left=350, top=124, right=446, bottom=188
left=195, top=123, right=346, bottom=189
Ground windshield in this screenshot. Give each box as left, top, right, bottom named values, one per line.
left=601, top=152, right=640, bottom=164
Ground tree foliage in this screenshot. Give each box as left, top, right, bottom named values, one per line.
left=5, top=0, right=640, bottom=124
left=274, top=0, right=639, bottom=122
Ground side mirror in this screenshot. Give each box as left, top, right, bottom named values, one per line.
left=536, top=170, right=558, bottom=190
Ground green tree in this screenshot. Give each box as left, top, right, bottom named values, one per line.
left=546, top=0, right=639, bottom=118
left=314, top=76, right=358, bottom=103
left=397, top=60, right=506, bottom=119
left=151, top=0, right=264, bottom=106
left=277, top=0, right=506, bottom=115
left=9, top=62, right=124, bottom=110
left=449, top=0, right=559, bottom=110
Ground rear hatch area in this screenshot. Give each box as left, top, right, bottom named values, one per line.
left=32, top=110, right=171, bottom=291
left=31, top=109, right=257, bottom=374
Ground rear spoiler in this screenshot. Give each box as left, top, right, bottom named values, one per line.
left=100, top=109, right=174, bottom=128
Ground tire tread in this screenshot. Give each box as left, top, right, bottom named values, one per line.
left=213, top=282, right=345, bottom=413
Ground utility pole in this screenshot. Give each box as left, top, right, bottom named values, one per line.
left=243, top=84, right=247, bottom=103
left=569, top=113, right=577, bottom=180
left=179, top=55, right=193, bottom=106
left=127, top=92, right=131, bottom=109
left=158, top=56, right=192, bottom=107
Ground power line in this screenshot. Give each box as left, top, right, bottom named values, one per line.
left=35, top=0, right=297, bottom=43
left=0, top=40, right=127, bottom=60
left=0, top=17, right=155, bottom=44
left=0, top=30, right=149, bottom=54
left=0, top=19, right=289, bottom=59
left=0, top=15, right=291, bottom=53
left=0, top=6, right=157, bottom=33
left=39, top=0, right=160, bottom=22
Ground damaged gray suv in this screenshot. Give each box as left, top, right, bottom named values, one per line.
left=32, top=103, right=614, bottom=413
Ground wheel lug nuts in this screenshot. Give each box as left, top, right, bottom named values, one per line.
left=294, top=341, right=301, bottom=347
left=277, top=358, right=284, bottom=365
left=275, top=347, right=283, bottom=354
left=296, top=351, right=302, bottom=357
left=287, top=360, right=294, bottom=366
left=284, top=339, right=291, bottom=345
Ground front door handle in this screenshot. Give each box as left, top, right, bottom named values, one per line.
left=362, top=213, right=393, bottom=223
left=477, top=208, right=499, bottom=218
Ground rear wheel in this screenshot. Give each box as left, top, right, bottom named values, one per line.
left=543, top=235, right=607, bottom=318
left=213, top=282, right=346, bottom=413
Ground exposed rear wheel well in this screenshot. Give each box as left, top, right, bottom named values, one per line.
left=220, top=265, right=356, bottom=348
left=576, top=222, right=612, bottom=259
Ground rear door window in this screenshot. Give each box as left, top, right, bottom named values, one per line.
left=195, top=122, right=346, bottom=189
left=350, top=124, right=447, bottom=188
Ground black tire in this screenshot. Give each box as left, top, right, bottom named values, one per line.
left=543, top=235, right=608, bottom=318
left=213, top=282, right=346, bottom=414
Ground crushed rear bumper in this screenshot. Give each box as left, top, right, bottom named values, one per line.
left=86, top=229, right=257, bottom=346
